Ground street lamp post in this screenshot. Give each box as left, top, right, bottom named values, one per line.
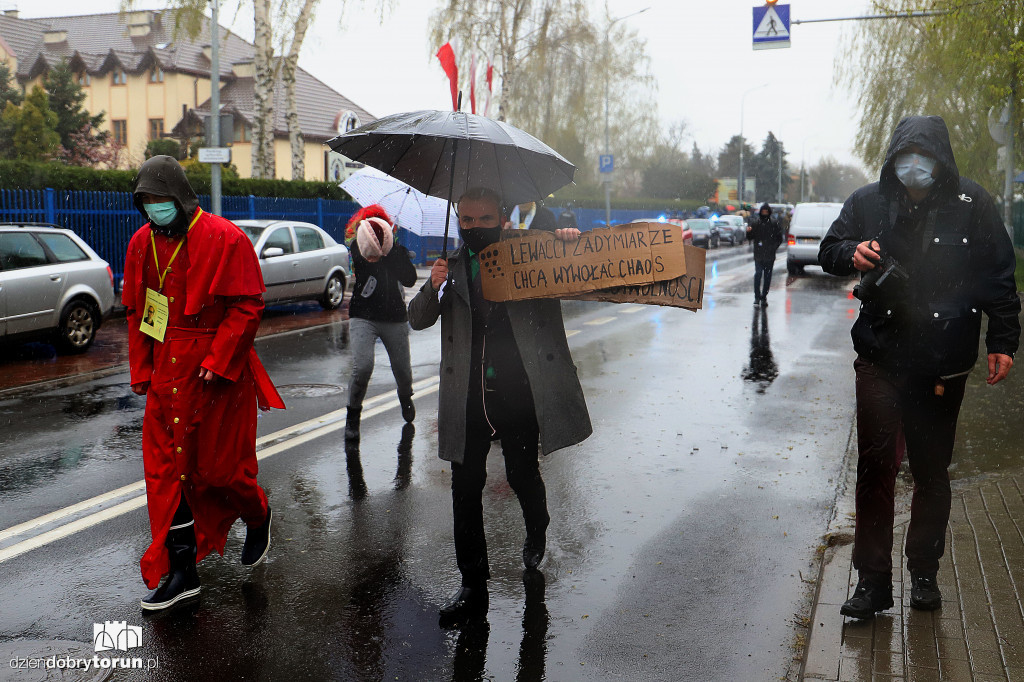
left=604, top=7, right=650, bottom=227
left=739, top=83, right=769, bottom=206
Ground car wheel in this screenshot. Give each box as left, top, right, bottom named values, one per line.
left=320, top=272, right=345, bottom=310
left=55, top=299, right=98, bottom=354
left=787, top=260, right=804, bottom=276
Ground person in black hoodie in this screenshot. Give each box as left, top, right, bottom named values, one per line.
left=746, top=202, right=784, bottom=306
left=819, top=115, right=1020, bottom=620
left=344, top=205, right=418, bottom=440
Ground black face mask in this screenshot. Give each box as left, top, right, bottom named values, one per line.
left=759, top=213, right=770, bottom=222
left=459, top=225, right=502, bottom=254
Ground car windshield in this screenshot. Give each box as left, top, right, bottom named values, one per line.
left=688, top=220, right=711, bottom=232
left=239, top=224, right=266, bottom=244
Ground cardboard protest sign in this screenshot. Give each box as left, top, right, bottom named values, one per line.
left=478, top=222, right=686, bottom=302
left=572, top=244, right=706, bottom=311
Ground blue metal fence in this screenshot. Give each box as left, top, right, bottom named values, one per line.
left=0, top=188, right=680, bottom=278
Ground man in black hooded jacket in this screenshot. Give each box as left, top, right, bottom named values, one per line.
left=747, top=202, right=784, bottom=306
left=819, top=115, right=1020, bottom=619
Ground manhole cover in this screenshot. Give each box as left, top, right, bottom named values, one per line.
left=0, top=640, right=112, bottom=681
left=275, top=383, right=344, bottom=399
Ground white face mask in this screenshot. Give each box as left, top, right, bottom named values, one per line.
left=894, top=152, right=937, bottom=190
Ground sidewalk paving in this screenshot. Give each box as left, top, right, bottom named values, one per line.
left=802, top=464, right=1024, bottom=681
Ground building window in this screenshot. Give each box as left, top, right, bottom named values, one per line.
left=112, top=69, right=126, bottom=86
left=149, top=118, right=164, bottom=140
left=112, top=120, right=127, bottom=145
left=77, top=72, right=90, bottom=86
left=149, top=67, right=163, bottom=83
left=234, top=120, right=250, bottom=143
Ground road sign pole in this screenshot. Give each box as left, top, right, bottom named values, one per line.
left=210, top=0, right=222, bottom=216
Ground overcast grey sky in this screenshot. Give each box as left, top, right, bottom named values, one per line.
left=17, top=0, right=875, bottom=173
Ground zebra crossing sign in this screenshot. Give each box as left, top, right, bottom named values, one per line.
left=753, top=3, right=791, bottom=50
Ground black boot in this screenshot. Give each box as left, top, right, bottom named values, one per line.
left=345, top=406, right=361, bottom=441
left=523, top=531, right=546, bottom=570
left=439, top=583, right=489, bottom=627
left=840, top=576, right=894, bottom=619
left=910, top=573, right=942, bottom=611
left=241, top=506, right=272, bottom=567
left=141, top=522, right=201, bottom=611
left=400, top=396, right=415, bottom=423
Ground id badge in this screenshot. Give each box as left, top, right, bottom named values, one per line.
left=140, top=288, right=170, bottom=342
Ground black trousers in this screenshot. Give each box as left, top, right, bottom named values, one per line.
left=451, top=373, right=549, bottom=585
left=852, top=357, right=967, bottom=580
left=753, top=260, right=773, bottom=300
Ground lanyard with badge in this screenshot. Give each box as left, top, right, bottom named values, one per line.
left=139, top=209, right=202, bottom=342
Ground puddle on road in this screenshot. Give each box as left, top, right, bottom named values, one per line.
left=275, top=384, right=346, bottom=399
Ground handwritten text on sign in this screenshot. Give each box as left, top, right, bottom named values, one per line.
left=479, top=222, right=686, bottom=302
left=573, top=244, right=706, bottom=311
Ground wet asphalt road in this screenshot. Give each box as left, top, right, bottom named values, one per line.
left=0, top=247, right=863, bottom=681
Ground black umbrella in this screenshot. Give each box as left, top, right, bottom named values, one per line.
left=327, top=107, right=576, bottom=258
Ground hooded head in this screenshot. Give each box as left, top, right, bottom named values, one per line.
left=132, top=155, right=199, bottom=236
left=880, top=115, right=959, bottom=197
left=758, top=202, right=772, bottom=221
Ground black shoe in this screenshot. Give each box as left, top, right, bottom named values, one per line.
left=439, top=584, right=489, bottom=626
left=840, top=577, right=894, bottom=619
left=400, top=396, right=415, bottom=423
left=345, top=406, right=361, bottom=441
left=141, top=522, right=200, bottom=611
left=761, top=299, right=769, bottom=308
left=141, top=564, right=201, bottom=611
left=523, top=532, right=546, bottom=570
left=910, top=573, right=942, bottom=611
left=753, top=299, right=761, bottom=307
left=241, top=506, right=272, bottom=567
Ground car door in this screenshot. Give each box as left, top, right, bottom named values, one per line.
left=293, top=226, right=329, bottom=296
left=258, top=226, right=299, bottom=302
left=0, top=231, right=68, bottom=335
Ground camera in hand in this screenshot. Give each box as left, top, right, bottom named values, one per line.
left=853, top=248, right=910, bottom=302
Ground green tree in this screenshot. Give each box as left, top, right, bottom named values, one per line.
left=42, top=60, right=106, bottom=151
left=0, top=61, right=23, bottom=159
left=753, top=132, right=791, bottom=203
left=839, top=0, right=1024, bottom=199
left=809, top=155, right=870, bottom=202
left=640, top=122, right=716, bottom=201
left=716, top=135, right=756, bottom=179
left=145, top=138, right=183, bottom=159
left=2, top=86, right=61, bottom=162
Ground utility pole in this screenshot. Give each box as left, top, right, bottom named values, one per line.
left=210, top=0, right=221, bottom=216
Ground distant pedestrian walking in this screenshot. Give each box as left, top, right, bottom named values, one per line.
left=344, top=205, right=418, bottom=440
left=747, top=202, right=783, bottom=306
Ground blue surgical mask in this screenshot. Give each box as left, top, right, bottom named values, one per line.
left=144, top=201, right=179, bottom=226
left=894, top=153, right=937, bottom=190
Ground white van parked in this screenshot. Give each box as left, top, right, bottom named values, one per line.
left=786, top=202, right=844, bottom=275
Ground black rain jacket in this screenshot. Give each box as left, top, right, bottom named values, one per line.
left=748, top=203, right=784, bottom=263
left=818, top=115, right=1020, bottom=375
left=347, top=239, right=417, bottom=323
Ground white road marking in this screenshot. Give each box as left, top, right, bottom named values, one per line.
left=619, top=306, right=645, bottom=314
left=584, top=316, right=617, bottom=326
left=564, top=330, right=580, bottom=338
left=0, top=377, right=440, bottom=565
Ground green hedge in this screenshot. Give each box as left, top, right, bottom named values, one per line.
left=0, top=160, right=352, bottom=200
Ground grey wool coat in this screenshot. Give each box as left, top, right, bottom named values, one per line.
left=407, top=246, right=592, bottom=465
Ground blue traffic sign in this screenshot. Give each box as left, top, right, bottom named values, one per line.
left=599, top=154, right=614, bottom=174
left=753, top=3, right=791, bottom=50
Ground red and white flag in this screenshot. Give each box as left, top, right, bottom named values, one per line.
left=483, top=60, right=494, bottom=117
left=468, top=53, right=478, bottom=114
left=435, top=40, right=459, bottom=111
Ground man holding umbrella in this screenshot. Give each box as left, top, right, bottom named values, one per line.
left=408, top=187, right=591, bottom=624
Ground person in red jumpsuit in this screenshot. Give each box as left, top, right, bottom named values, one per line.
left=123, top=155, right=284, bottom=611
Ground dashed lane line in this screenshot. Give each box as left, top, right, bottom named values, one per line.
left=564, top=330, right=580, bottom=338
left=619, top=306, right=645, bottom=314
left=584, top=316, right=617, bottom=326
left=0, top=377, right=441, bottom=565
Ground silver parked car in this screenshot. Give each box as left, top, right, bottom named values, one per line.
left=0, top=223, right=115, bottom=353
left=715, top=215, right=747, bottom=245
left=235, top=220, right=351, bottom=309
